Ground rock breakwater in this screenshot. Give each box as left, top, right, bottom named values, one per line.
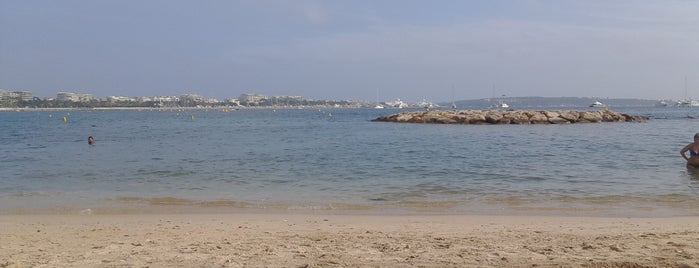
left=373, top=110, right=648, bottom=124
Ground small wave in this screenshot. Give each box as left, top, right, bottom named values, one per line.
left=135, top=169, right=195, bottom=177
left=115, top=196, right=257, bottom=208
left=5, top=192, right=51, bottom=198
left=285, top=203, right=373, bottom=211
left=117, top=197, right=195, bottom=205
left=183, top=159, right=206, bottom=163
left=394, top=200, right=460, bottom=208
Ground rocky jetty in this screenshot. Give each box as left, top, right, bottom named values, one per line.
left=373, top=109, right=648, bottom=124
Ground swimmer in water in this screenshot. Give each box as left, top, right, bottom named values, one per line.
left=680, top=132, right=699, bottom=168
left=88, top=136, right=95, bottom=145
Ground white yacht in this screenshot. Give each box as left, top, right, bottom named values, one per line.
left=489, top=101, right=509, bottom=109
left=384, top=99, right=408, bottom=108
left=417, top=99, right=439, bottom=109
left=677, top=99, right=699, bottom=107
left=589, top=101, right=605, bottom=108
left=677, top=77, right=698, bottom=106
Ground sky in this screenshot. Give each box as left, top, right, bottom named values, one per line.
left=1, top=0, right=698, bottom=102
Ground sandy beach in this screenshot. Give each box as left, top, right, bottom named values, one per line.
left=1, top=212, right=698, bottom=267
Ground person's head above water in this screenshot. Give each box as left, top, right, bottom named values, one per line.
left=88, top=136, right=95, bottom=145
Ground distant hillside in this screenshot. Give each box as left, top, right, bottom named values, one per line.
left=444, top=97, right=660, bottom=109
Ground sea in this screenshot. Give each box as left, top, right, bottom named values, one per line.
left=2, top=106, right=699, bottom=217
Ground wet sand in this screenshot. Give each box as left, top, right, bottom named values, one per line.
left=2, top=212, right=698, bottom=267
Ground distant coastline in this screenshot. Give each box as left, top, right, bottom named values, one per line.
left=0, top=106, right=351, bottom=112
left=0, top=96, right=683, bottom=111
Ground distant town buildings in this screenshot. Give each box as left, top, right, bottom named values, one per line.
left=57, top=92, right=93, bottom=102
left=152, top=96, right=178, bottom=103
left=0, top=89, right=34, bottom=106
left=106, top=96, right=133, bottom=102
left=0, top=89, right=33, bottom=100
left=2, top=89, right=333, bottom=108
left=2, top=88, right=398, bottom=109
left=225, top=98, right=240, bottom=105
left=238, top=93, right=267, bottom=105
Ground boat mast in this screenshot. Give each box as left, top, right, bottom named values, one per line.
left=451, top=85, right=456, bottom=109
left=375, top=88, right=379, bottom=105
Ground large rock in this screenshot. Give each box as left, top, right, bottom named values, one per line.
left=396, top=113, right=413, bottom=122
left=485, top=111, right=505, bottom=124
left=558, top=111, right=580, bottom=122
left=503, top=111, right=531, bottom=124
left=580, top=111, right=603, bottom=122
left=373, top=109, right=648, bottom=125
left=529, top=112, right=549, bottom=124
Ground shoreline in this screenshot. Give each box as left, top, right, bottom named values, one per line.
left=2, top=212, right=698, bottom=267
left=0, top=106, right=366, bottom=112
left=3, top=193, right=699, bottom=218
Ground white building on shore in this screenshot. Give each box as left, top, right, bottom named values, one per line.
left=57, top=92, right=93, bottom=102
left=239, top=93, right=268, bottom=105
left=0, top=89, right=33, bottom=101
left=106, top=96, right=136, bottom=102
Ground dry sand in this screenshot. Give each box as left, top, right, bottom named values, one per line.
left=1, top=212, right=698, bottom=267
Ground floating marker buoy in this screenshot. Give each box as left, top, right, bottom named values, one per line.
left=328, top=112, right=332, bottom=117
left=191, top=115, right=195, bottom=121
left=63, top=116, right=67, bottom=122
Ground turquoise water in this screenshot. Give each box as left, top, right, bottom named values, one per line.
left=2, top=107, right=699, bottom=216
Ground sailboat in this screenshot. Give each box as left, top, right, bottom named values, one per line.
left=488, top=85, right=509, bottom=109
left=374, top=89, right=384, bottom=109
left=450, top=85, right=457, bottom=109
left=489, top=97, right=509, bottom=109
left=677, top=77, right=699, bottom=107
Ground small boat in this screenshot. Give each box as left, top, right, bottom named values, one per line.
left=417, top=99, right=439, bottom=109
left=655, top=100, right=669, bottom=107
left=677, top=99, right=699, bottom=107
left=677, top=77, right=698, bottom=107
left=489, top=101, right=509, bottom=109
left=589, top=101, right=605, bottom=108
left=488, top=85, right=509, bottom=109
left=374, top=88, right=384, bottom=109
left=385, top=99, right=408, bottom=108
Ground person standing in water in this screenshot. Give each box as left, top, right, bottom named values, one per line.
left=680, top=132, right=699, bottom=168
left=88, top=136, right=95, bottom=145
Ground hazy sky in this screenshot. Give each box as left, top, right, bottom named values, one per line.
left=1, top=0, right=698, bottom=102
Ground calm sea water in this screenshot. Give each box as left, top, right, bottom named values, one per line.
left=2, top=107, right=699, bottom=216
